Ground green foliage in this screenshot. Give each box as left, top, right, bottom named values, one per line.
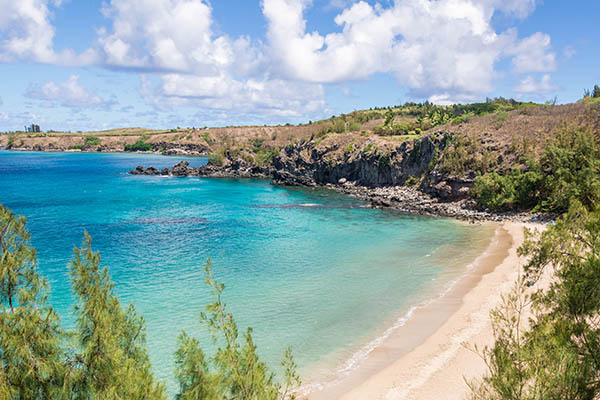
left=329, top=120, right=346, bottom=134
left=374, top=122, right=415, bottom=136
left=0, top=206, right=301, bottom=399
left=175, top=260, right=300, bottom=400
left=67, top=233, right=166, bottom=399
left=470, top=202, right=600, bottom=399
left=438, top=134, right=495, bottom=176
left=6, top=134, right=16, bottom=148
left=405, top=176, right=419, bottom=186
left=473, top=129, right=600, bottom=212
left=451, top=112, right=473, bottom=125
left=254, top=148, right=278, bottom=167
left=378, top=152, right=392, bottom=170
left=83, top=135, right=101, bottom=146
left=584, top=84, right=600, bottom=99
left=347, top=123, right=361, bottom=132
left=344, top=143, right=354, bottom=155
left=202, top=131, right=213, bottom=144
left=383, top=110, right=395, bottom=126
left=0, top=205, right=65, bottom=399
left=251, top=137, right=265, bottom=152
left=124, top=136, right=153, bottom=152
left=209, top=147, right=226, bottom=166
left=494, top=110, right=508, bottom=129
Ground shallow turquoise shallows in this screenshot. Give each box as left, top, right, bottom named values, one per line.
left=0, top=150, right=494, bottom=395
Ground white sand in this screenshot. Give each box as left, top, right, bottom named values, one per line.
left=308, top=222, right=548, bottom=400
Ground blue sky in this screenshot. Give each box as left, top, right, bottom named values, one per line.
left=0, top=0, right=598, bottom=132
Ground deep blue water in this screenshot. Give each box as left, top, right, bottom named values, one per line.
left=0, top=150, right=494, bottom=394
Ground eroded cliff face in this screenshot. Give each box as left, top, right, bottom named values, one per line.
left=131, top=131, right=480, bottom=202
left=270, top=132, right=475, bottom=201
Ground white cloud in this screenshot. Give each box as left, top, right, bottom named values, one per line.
left=98, top=0, right=325, bottom=119
left=27, top=75, right=107, bottom=108
left=563, top=45, right=576, bottom=59
left=0, top=0, right=97, bottom=65
left=97, top=0, right=249, bottom=74
left=515, top=74, right=557, bottom=94
left=0, top=0, right=558, bottom=123
left=508, top=31, right=556, bottom=73
left=140, top=74, right=325, bottom=118
left=262, top=0, right=555, bottom=99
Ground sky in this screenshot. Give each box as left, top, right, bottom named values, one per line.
left=0, top=0, right=598, bottom=132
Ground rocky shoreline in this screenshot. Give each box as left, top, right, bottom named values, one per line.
left=130, top=161, right=550, bottom=224
left=2, top=142, right=209, bottom=156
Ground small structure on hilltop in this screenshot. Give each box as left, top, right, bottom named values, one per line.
left=25, top=124, right=41, bottom=133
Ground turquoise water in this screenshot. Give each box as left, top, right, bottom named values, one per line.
left=0, top=150, right=494, bottom=394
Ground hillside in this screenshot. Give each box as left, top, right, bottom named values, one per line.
left=3, top=98, right=600, bottom=219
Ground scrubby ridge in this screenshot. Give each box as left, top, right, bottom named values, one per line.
left=128, top=100, right=599, bottom=220
left=4, top=98, right=600, bottom=219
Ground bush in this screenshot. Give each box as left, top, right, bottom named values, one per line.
left=470, top=202, right=600, bottom=399
left=84, top=135, right=101, bottom=146
left=329, top=120, right=346, bottom=134
left=348, top=123, right=361, bottom=132
left=124, top=137, right=153, bottom=152
left=405, top=176, right=419, bottom=186
left=473, top=129, right=600, bottom=212
left=254, top=148, right=278, bottom=167
left=208, top=147, right=225, bottom=166
left=438, top=134, right=495, bottom=176
left=0, top=205, right=301, bottom=399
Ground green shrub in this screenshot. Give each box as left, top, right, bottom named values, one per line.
left=470, top=202, right=600, bottom=399
left=124, top=138, right=153, bottom=152
left=405, top=176, right=419, bottom=186
left=438, top=135, right=495, bottom=176
left=451, top=112, right=474, bottom=125
left=254, top=148, right=278, bottom=167
left=473, top=129, right=600, bottom=212
left=378, top=152, right=392, bottom=170
left=494, top=110, right=508, bottom=129
left=84, top=135, right=101, bottom=146
left=348, top=123, right=361, bottom=132
left=208, top=147, right=225, bottom=166
left=329, top=120, right=346, bottom=134
left=251, top=137, right=265, bottom=152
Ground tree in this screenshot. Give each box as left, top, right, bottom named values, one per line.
left=175, top=259, right=301, bottom=400
left=470, top=201, right=600, bottom=399
left=0, top=205, right=65, bottom=399
left=65, top=233, right=166, bottom=400
left=593, top=84, right=600, bottom=98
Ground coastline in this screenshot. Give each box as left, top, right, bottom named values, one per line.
left=304, top=221, right=544, bottom=400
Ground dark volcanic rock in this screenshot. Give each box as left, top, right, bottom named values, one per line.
left=128, top=132, right=545, bottom=223
left=129, top=158, right=271, bottom=179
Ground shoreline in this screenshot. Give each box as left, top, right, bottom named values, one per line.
left=304, top=221, right=539, bottom=400
left=2, top=148, right=554, bottom=223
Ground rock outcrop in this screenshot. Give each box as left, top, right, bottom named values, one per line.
left=129, top=132, right=546, bottom=222
left=131, top=158, right=271, bottom=179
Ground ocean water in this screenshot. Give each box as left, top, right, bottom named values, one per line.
left=0, top=150, right=494, bottom=394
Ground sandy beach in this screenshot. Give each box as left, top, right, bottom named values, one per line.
left=307, top=221, right=548, bottom=400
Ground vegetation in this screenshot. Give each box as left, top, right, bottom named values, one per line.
left=469, top=200, right=600, bottom=399
left=83, top=135, right=101, bottom=146
left=175, top=260, right=300, bottom=400
left=583, top=84, right=600, bottom=99
left=124, top=135, right=153, bottom=152
left=438, top=134, right=495, bottom=176
left=0, top=204, right=300, bottom=399
left=472, top=129, right=600, bottom=212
